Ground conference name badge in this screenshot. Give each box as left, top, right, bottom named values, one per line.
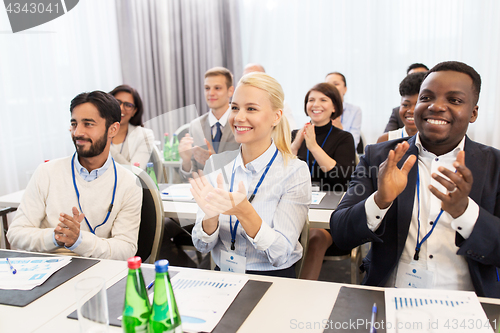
left=395, top=261, right=434, bottom=289
left=220, top=250, right=246, bottom=274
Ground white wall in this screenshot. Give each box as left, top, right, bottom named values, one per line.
left=239, top=0, right=500, bottom=148
left=0, top=0, right=123, bottom=195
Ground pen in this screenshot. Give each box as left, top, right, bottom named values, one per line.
left=147, top=280, right=154, bottom=290
left=369, top=303, right=377, bottom=333
left=6, top=258, right=17, bottom=275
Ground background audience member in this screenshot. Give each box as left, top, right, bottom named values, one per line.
left=384, top=63, right=429, bottom=132
left=377, top=72, right=426, bottom=143
left=179, top=67, right=239, bottom=181
left=109, top=85, right=155, bottom=170
left=325, top=72, right=362, bottom=148
left=291, top=82, right=356, bottom=280
left=191, top=72, right=311, bottom=278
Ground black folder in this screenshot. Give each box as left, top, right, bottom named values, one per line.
left=0, top=250, right=98, bottom=307
left=325, top=286, right=500, bottom=333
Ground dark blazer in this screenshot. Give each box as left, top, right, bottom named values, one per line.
left=330, top=135, right=500, bottom=298
left=384, top=106, right=404, bottom=132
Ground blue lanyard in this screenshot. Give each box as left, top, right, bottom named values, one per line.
left=71, top=153, right=118, bottom=234
left=229, top=148, right=278, bottom=251
left=306, top=124, right=333, bottom=177
left=414, top=167, right=445, bottom=260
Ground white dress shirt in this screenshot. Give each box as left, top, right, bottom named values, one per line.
left=208, top=107, right=230, bottom=139
left=364, top=135, right=479, bottom=290
left=192, top=142, right=312, bottom=271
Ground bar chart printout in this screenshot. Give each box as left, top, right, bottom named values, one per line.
left=149, top=270, right=249, bottom=333
left=384, top=288, right=494, bottom=333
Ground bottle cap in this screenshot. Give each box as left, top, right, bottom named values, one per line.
left=147, top=162, right=154, bottom=168
left=127, top=256, right=142, bottom=269
left=133, top=162, right=140, bottom=167
left=173, top=133, right=177, bottom=136
left=164, top=133, right=169, bottom=136
left=155, top=259, right=169, bottom=273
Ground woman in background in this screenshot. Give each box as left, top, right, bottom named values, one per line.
left=109, top=85, right=155, bottom=169
left=291, top=82, right=356, bottom=280
left=191, top=72, right=311, bottom=278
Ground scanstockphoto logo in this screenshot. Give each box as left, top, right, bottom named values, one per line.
left=3, top=0, right=79, bottom=33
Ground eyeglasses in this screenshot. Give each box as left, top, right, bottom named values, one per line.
left=116, top=99, right=136, bottom=111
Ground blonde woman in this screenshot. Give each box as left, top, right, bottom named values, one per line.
left=190, top=73, right=311, bottom=278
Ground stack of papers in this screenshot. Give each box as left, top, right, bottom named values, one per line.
left=385, top=288, right=494, bottom=333
left=0, top=257, right=72, bottom=290
left=311, top=192, right=327, bottom=205
left=161, top=184, right=194, bottom=201
left=149, top=270, right=248, bottom=332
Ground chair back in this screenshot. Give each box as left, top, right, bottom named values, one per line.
left=131, top=166, right=164, bottom=264
left=172, top=123, right=190, bottom=143
left=295, top=217, right=310, bottom=278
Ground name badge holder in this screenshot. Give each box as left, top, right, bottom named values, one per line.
left=71, top=153, right=117, bottom=235
left=396, top=168, right=446, bottom=289
left=220, top=148, right=278, bottom=274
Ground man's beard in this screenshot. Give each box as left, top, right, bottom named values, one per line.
left=72, top=129, right=108, bottom=158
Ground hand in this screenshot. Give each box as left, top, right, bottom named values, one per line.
left=303, top=123, right=318, bottom=150
left=332, top=117, right=343, bottom=129
left=189, top=171, right=220, bottom=220
left=429, top=151, right=472, bottom=218
left=205, top=173, right=249, bottom=216
left=374, top=142, right=417, bottom=209
left=192, top=140, right=214, bottom=167
left=54, top=207, right=84, bottom=248
left=179, top=134, right=194, bottom=171
left=291, top=124, right=307, bottom=155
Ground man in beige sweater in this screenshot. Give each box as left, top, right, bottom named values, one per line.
left=7, top=91, right=142, bottom=260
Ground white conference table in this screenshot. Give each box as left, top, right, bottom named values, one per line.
left=0, top=249, right=344, bottom=333
left=0, top=189, right=336, bottom=229
left=3, top=249, right=500, bottom=333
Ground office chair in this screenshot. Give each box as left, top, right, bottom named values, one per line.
left=131, top=166, right=164, bottom=264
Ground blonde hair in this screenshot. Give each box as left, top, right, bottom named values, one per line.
left=237, top=72, right=295, bottom=163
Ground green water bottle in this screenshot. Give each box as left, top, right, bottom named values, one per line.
left=146, top=162, right=158, bottom=188
left=171, top=134, right=179, bottom=161
left=122, top=257, right=151, bottom=333
left=149, top=260, right=182, bottom=333
left=163, top=133, right=171, bottom=161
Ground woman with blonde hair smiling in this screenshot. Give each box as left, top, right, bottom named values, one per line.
left=190, top=72, right=311, bottom=278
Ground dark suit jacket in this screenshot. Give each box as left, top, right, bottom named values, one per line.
left=384, top=106, right=404, bottom=132
left=330, top=135, right=500, bottom=298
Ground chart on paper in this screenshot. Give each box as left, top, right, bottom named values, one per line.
left=149, top=270, right=248, bottom=333
left=385, top=288, right=494, bottom=333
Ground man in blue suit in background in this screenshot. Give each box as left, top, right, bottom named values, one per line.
left=331, top=61, right=500, bottom=298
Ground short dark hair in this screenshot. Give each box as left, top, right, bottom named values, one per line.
left=406, top=63, right=429, bottom=74
left=70, top=91, right=121, bottom=128
left=109, top=84, right=144, bottom=126
left=205, top=67, right=234, bottom=88
left=399, top=72, right=426, bottom=97
left=325, top=72, right=347, bottom=87
left=304, top=83, right=343, bottom=120
left=425, top=61, right=481, bottom=104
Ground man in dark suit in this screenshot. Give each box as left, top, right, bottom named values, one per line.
left=331, top=61, right=500, bottom=298
left=179, top=67, right=240, bottom=181
left=384, top=63, right=429, bottom=132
